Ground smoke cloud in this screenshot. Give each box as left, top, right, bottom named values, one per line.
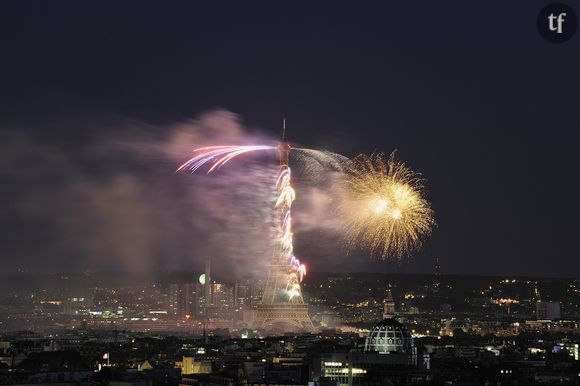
left=0, top=110, right=349, bottom=280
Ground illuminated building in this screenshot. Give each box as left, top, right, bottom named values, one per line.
left=536, top=301, right=561, bottom=321
left=440, top=318, right=471, bottom=337
left=312, top=290, right=423, bottom=385
left=63, top=289, right=94, bottom=315
left=167, top=284, right=182, bottom=316
left=183, top=282, right=200, bottom=316
left=204, top=259, right=212, bottom=313
left=167, top=282, right=201, bottom=317
left=315, top=352, right=421, bottom=386
left=233, top=281, right=253, bottom=311
left=175, top=356, right=212, bottom=375
left=364, top=289, right=415, bottom=363
left=552, top=342, right=580, bottom=361
left=210, top=282, right=234, bottom=309
left=433, top=256, right=440, bottom=288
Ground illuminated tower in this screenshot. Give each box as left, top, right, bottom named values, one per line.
left=204, top=259, right=211, bottom=310
left=253, top=120, right=315, bottom=333
left=433, top=257, right=440, bottom=288
left=279, top=119, right=290, bottom=165
left=534, top=283, right=541, bottom=302
left=383, top=288, right=395, bottom=319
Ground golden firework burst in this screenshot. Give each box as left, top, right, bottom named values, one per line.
left=341, top=152, right=435, bottom=259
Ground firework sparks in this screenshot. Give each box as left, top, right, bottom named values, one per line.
left=275, top=165, right=308, bottom=301
left=178, top=142, right=309, bottom=302
left=177, top=141, right=433, bottom=295
left=293, top=148, right=349, bottom=182
left=287, top=280, right=301, bottom=300
left=341, top=152, right=435, bottom=259
left=176, top=145, right=275, bottom=173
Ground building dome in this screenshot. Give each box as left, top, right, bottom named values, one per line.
left=364, top=317, right=414, bottom=354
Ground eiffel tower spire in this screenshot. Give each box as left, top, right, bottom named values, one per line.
left=279, top=118, right=290, bottom=166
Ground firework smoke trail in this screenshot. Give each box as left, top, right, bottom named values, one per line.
left=177, top=142, right=308, bottom=301
left=341, top=152, right=435, bottom=259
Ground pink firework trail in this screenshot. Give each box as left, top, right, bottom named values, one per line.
left=178, top=143, right=308, bottom=299
left=176, top=145, right=275, bottom=173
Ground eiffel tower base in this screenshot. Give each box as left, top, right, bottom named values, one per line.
left=252, top=303, right=316, bottom=334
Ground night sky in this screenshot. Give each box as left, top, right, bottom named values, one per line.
left=0, top=2, right=579, bottom=278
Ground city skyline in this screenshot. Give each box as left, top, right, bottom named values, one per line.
left=1, top=3, right=580, bottom=384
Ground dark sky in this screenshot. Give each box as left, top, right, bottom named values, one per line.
left=0, top=1, right=579, bottom=278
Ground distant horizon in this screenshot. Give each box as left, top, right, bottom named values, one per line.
left=1, top=269, right=577, bottom=280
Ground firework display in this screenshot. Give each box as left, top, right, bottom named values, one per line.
left=178, top=141, right=308, bottom=302
left=177, top=145, right=275, bottom=173
left=178, top=138, right=435, bottom=291
left=341, top=152, right=435, bottom=259
left=275, top=165, right=307, bottom=302
left=293, top=148, right=349, bottom=181
left=342, top=153, right=435, bottom=258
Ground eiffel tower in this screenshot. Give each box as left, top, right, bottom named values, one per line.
left=253, top=120, right=315, bottom=333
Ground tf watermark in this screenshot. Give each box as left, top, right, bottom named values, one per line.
left=538, top=3, right=577, bottom=43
